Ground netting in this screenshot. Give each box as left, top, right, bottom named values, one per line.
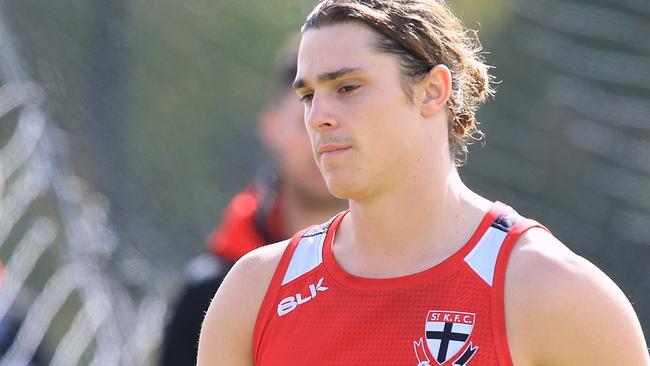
left=0, top=9, right=167, bottom=366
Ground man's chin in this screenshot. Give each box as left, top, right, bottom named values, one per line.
left=323, top=178, right=362, bottom=201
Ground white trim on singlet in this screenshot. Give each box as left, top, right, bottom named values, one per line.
left=281, top=226, right=328, bottom=285
left=463, top=226, right=508, bottom=286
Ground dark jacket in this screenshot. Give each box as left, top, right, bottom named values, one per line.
left=159, top=169, right=285, bottom=366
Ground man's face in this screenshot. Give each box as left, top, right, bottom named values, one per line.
left=294, top=22, right=431, bottom=200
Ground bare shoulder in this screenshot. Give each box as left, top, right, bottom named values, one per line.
left=226, top=239, right=291, bottom=288
left=197, top=240, right=290, bottom=366
left=505, top=228, right=649, bottom=366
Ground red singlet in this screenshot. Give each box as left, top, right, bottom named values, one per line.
left=253, top=202, right=545, bottom=365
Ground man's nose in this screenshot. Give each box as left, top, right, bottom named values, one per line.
left=306, top=93, right=338, bottom=131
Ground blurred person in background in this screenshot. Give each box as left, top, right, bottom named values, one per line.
left=158, top=34, right=346, bottom=366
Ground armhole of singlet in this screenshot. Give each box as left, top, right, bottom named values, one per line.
left=252, top=227, right=310, bottom=364
left=491, top=219, right=549, bottom=366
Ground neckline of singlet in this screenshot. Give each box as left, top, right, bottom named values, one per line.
left=320, top=201, right=508, bottom=290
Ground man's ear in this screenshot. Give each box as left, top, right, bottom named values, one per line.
left=418, top=64, right=452, bottom=118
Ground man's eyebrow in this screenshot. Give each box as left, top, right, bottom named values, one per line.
left=293, top=67, right=362, bottom=89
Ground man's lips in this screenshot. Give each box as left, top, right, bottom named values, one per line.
left=317, top=144, right=351, bottom=155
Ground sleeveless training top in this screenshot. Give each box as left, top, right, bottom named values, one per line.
left=253, top=202, right=545, bottom=366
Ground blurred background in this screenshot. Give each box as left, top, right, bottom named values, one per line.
left=0, top=0, right=648, bottom=364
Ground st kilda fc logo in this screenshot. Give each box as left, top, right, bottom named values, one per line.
left=413, top=310, right=478, bottom=365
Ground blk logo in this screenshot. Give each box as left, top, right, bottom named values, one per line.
left=277, top=277, right=328, bottom=316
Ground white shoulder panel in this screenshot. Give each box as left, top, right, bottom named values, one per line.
left=463, top=226, right=508, bottom=286
left=281, top=226, right=328, bottom=285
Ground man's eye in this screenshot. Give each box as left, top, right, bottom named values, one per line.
left=339, top=85, right=360, bottom=94
left=299, top=93, right=314, bottom=103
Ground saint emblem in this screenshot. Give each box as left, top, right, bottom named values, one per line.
left=413, top=310, right=478, bottom=365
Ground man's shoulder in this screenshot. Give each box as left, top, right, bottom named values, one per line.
left=508, top=228, right=583, bottom=287
left=198, top=239, right=292, bottom=365
left=205, top=237, right=291, bottom=321
left=228, top=239, right=292, bottom=287
left=505, top=228, right=649, bottom=365
left=506, top=227, right=619, bottom=316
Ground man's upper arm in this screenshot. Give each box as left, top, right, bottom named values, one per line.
left=507, top=229, right=649, bottom=366
left=197, top=241, right=287, bottom=366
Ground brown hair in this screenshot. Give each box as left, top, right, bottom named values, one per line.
left=303, top=0, right=494, bottom=166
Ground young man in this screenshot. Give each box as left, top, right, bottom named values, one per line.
left=198, top=1, right=649, bottom=365
left=159, top=36, right=345, bottom=365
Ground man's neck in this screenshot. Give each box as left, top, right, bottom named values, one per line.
left=335, top=170, right=492, bottom=278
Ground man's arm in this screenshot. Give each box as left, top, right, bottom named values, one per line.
left=197, top=241, right=288, bottom=366
left=506, top=228, right=649, bottom=366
